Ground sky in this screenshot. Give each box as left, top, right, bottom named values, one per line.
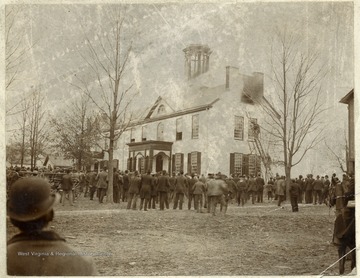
left=4, top=1, right=354, bottom=176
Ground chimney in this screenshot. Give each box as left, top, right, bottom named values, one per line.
left=183, top=44, right=212, bottom=80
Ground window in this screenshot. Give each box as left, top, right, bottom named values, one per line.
left=192, top=115, right=199, bottom=139
left=230, top=153, right=243, bottom=176
left=188, top=152, right=201, bottom=175
left=130, top=128, right=135, bottom=142
left=176, top=118, right=183, bottom=140
left=234, top=153, right=243, bottom=175
left=248, top=118, right=257, bottom=141
left=158, top=105, right=165, bottom=114
left=234, top=116, right=244, bottom=140
left=141, top=126, right=147, bottom=141
left=157, top=122, right=164, bottom=141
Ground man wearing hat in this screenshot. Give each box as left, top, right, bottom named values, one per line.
left=7, top=177, right=97, bottom=275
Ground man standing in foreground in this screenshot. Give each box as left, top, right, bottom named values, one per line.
left=7, top=177, right=97, bottom=275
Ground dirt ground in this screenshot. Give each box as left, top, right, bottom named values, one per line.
left=6, top=195, right=354, bottom=276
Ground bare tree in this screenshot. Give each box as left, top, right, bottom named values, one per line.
left=18, top=95, right=30, bottom=167
left=324, top=130, right=348, bottom=174
left=251, top=27, right=327, bottom=193
left=72, top=7, right=138, bottom=203
left=27, top=90, right=49, bottom=170
left=51, top=94, right=101, bottom=171
left=5, top=6, right=38, bottom=116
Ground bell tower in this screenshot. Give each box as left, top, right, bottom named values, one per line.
left=183, top=44, right=212, bottom=80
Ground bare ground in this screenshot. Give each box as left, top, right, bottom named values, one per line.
left=6, top=196, right=354, bottom=276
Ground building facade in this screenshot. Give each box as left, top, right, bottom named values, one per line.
left=340, top=88, right=355, bottom=174
left=110, top=44, right=278, bottom=177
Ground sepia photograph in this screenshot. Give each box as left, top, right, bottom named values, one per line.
left=3, top=0, right=356, bottom=276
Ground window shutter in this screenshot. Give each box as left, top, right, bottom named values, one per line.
left=180, top=153, right=184, bottom=172
left=197, top=152, right=201, bottom=175
left=187, top=153, right=191, bottom=174
left=172, top=154, right=175, bottom=173
left=230, top=153, right=235, bottom=176
left=242, top=155, right=249, bottom=176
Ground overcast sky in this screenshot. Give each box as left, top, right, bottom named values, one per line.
left=5, top=1, right=354, bottom=175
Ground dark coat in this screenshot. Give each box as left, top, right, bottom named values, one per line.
left=226, top=179, right=237, bottom=193
left=61, top=174, right=73, bottom=191
left=247, top=178, right=257, bottom=192
left=188, top=178, right=197, bottom=193
left=96, top=171, right=108, bottom=189
left=313, top=179, right=323, bottom=191
left=175, top=175, right=188, bottom=194
left=128, top=175, right=142, bottom=194
left=255, top=177, right=265, bottom=191
left=123, top=174, right=130, bottom=190
left=305, top=178, right=314, bottom=191
left=7, top=231, right=97, bottom=275
left=289, top=182, right=300, bottom=197
left=157, top=175, right=170, bottom=192
left=169, top=176, right=177, bottom=191
left=192, top=181, right=205, bottom=195
left=207, top=179, right=228, bottom=196
left=140, top=174, right=153, bottom=199
left=236, top=180, right=248, bottom=192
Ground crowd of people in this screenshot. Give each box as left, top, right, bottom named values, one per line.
left=6, top=165, right=355, bottom=216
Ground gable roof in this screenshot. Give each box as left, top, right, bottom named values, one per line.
left=144, top=96, right=175, bottom=119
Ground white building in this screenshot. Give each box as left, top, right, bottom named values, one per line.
left=109, top=44, right=278, bottom=176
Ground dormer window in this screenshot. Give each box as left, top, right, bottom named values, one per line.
left=158, top=105, right=166, bottom=114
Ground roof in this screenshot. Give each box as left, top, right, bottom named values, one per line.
left=339, top=89, right=354, bottom=104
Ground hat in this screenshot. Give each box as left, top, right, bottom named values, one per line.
left=7, top=177, right=60, bottom=222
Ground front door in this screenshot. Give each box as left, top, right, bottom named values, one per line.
left=156, top=155, right=163, bottom=172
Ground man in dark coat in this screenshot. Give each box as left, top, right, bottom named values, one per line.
left=236, top=176, right=248, bottom=206
left=113, top=169, right=120, bottom=203
left=322, top=175, right=330, bottom=205
left=225, top=176, right=237, bottom=205
left=173, top=171, right=188, bottom=210
left=192, top=177, right=206, bottom=213
left=140, top=170, right=153, bottom=211
left=247, top=176, right=257, bottom=205
left=255, top=174, right=265, bottom=203
left=297, top=175, right=304, bottom=203
left=168, top=172, right=177, bottom=203
left=313, top=175, right=323, bottom=205
left=86, top=170, right=97, bottom=200
left=127, top=171, right=142, bottom=210
left=122, top=170, right=130, bottom=202
left=61, top=169, right=74, bottom=206
left=7, top=177, right=97, bottom=275
left=305, top=174, right=314, bottom=204
left=157, top=170, right=170, bottom=210
left=289, top=179, right=300, bottom=212
left=149, top=173, right=158, bottom=209
left=96, top=167, right=108, bottom=203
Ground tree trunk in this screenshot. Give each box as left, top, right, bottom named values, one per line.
left=285, top=164, right=291, bottom=201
